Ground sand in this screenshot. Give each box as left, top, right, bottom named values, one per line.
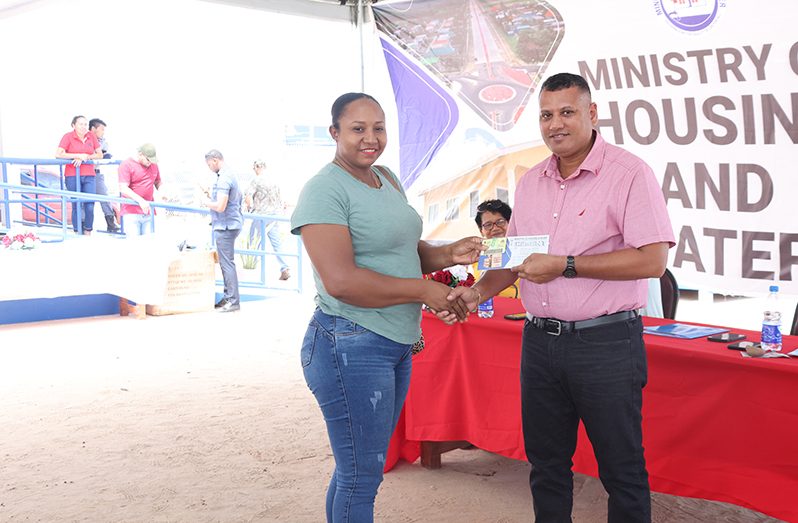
left=0, top=294, right=783, bottom=522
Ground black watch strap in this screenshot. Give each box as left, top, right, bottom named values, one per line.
left=562, top=255, right=577, bottom=278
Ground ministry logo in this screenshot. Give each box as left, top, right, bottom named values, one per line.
left=655, top=0, right=725, bottom=33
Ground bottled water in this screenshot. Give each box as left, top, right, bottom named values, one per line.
left=761, top=285, right=782, bottom=351
left=477, top=296, right=494, bottom=319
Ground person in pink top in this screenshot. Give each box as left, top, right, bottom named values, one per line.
left=117, top=144, right=161, bottom=236
left=55, top=115, right=103, bottom=234
left=443, top=73, right=675, bottom=522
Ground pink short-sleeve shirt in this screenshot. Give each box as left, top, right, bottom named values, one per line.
left=508, top=133, right=675, bottom=321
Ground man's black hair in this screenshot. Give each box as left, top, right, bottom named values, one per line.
left=540, top=73, right=591, bottom=97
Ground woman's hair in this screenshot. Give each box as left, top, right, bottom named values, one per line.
left=331, top=92, right=381, bottom=130
left=253, top=159, right=266, bottom=168
left=475, top=199, right=512, bottom=228
left=71, top=115, right=86, bottom=126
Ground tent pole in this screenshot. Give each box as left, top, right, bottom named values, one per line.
left=358, top=0, right=365, bottom=91
left=0, top=103, right=4, bottom=157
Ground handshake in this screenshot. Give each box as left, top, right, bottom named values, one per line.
left=419, top=236, right=490, bottom=324
left=424, top=284, right=481, bottom=325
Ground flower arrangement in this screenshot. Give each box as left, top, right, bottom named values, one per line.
left=1, top=230, right=41, bottom=250
left=422, top=266, right=475, bottom=314
left=424, top=266, right=475, bottom=288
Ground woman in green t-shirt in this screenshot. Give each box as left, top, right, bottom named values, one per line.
left=291, top=92, right=482, bottom=522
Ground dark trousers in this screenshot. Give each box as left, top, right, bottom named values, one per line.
left=94, top=173, right=114, bottom=217
left=213, top=228, right=241, bottom=305
left=520, top=315, right=650, bottom=522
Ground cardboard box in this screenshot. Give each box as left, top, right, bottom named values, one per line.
left=145, top=250, right=215, bottom=316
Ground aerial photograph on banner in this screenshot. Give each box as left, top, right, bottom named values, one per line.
left=375, top=0, right=564, bottom=131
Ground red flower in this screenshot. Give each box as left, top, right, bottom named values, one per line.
left=425, top=269, right=475, bottom=289
left=2, top=229, right=40, bottom=249
left=433, top=271, right=453, bottom=286
left=457, top=272, right=475, bottom=287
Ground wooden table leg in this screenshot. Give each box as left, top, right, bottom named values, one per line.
left=420, top=440, right=471, bottom=469
left=119, top=297, right=129, bottom=316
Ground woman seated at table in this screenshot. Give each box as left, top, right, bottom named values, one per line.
left=473, top=199, right=520, bottom=298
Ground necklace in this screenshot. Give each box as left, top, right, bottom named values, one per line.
left=333, top=159, right=381, bottom=189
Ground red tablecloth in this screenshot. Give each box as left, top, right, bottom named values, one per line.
left=386, top=298, right=798, bottom=522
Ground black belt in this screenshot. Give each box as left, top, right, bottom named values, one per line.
left=526, top=310, right=638, bottom=336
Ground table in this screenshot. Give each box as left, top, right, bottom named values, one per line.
left=0, top=236, right=175, bottom=304
left=0, top=236, right=210, bottom=323
left=385, top=298, right=798, bottom=522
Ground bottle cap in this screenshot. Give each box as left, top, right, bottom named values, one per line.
left=769, top=285, right=779, bottom=292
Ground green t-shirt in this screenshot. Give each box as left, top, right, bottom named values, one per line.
left=291, top=163, right=423, bottom=344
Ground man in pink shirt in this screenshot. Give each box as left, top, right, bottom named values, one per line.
left=445, top=73, right=675, bottom=522
left=118, top=144, right=161, bottom=236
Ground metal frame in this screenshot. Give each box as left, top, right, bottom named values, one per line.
left=1, top=156, right=302, bottom=294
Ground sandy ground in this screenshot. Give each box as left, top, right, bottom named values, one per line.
left=0, top=293, right=785, bottom=522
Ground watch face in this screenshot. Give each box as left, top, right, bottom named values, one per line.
left=563, top=256, right=576, bottom=278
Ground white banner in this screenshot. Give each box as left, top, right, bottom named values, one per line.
left=386, top=0, right=797, bottom=296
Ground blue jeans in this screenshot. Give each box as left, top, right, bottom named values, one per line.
left=520, top=315, right=650, bottom=522
left=122, top=213, right=155, bottom=236
left=65, top=175, right=96, bottom=232
left=249, top=220, right=290, bottom=271
left=301, top=308, right=412, bottom=523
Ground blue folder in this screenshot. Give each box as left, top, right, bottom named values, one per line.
left=643, top=323, right=729, bottom=339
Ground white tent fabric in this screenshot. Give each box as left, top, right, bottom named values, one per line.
left=1, top=0, right=796, bottom=296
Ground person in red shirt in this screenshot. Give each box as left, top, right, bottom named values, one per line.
left=117, top=144, right=161, bottom=236
left=55, top=115, right=103, bottom=234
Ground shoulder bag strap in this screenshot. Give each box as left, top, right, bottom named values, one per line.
left=374, top=165, right=402, bottom=193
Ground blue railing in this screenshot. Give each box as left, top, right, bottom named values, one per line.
left=1, top=157, right=302, bottom=294
left=2, top=156, right=122, bottom=233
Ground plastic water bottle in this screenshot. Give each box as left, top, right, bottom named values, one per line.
left=761, top=285, right=782, bottom=351
left=477, top=296, right=494, bottom=319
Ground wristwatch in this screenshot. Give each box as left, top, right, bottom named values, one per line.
left=562, top=255, right=577, bottom=279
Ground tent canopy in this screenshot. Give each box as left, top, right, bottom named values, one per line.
left=0, top=0, right=380, bottom=21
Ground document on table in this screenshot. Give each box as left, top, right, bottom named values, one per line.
left=477, top=235, right=549, bottom=271
left=643, top=323, right=729, bottom=339
left=742, top=350, right=792, bottom=358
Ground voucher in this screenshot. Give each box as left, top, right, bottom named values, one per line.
left=477, top=235, right=550, bottom=271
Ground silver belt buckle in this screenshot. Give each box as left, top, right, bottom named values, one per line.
left=547, top=319, right=562, bottom=336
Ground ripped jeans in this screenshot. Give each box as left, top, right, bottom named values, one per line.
left=301, top=308, right=412, bottom=523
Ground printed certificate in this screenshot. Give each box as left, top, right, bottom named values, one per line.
left=477, top=235, right=550, bottom=271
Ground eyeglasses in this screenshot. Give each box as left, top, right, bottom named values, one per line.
left=481, top=218, right=507, bottom=231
